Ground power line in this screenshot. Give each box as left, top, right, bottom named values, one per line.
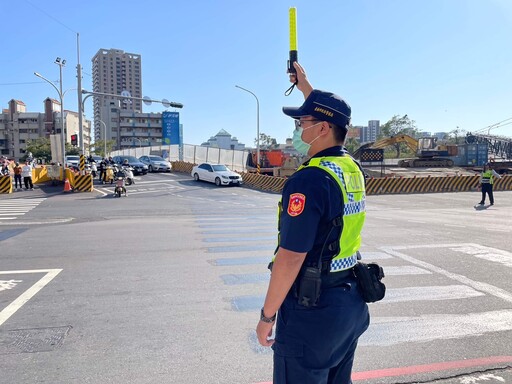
left=25, top=0, right=76, bottom=34
left=474, top=117, right=512, bottom=133
left=0, top=80, right=60, bottom=86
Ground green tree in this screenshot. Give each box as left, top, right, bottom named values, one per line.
left=380, top=115, right=419, bottom=157
left=447, top=126, right=465, bottom=144
left=24, top=138, right=52, bottom=162
left=255, top=133, right=278, bottom=149
left=91, top=139, right=116, bottom=157
left=344, top=137, right=359, bottom=154
left=65, top=144, right=80, bottom=155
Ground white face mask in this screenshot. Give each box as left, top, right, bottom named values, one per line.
left=292, top=121, right=323, bottom=155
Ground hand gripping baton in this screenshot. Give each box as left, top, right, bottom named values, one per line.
left=285, top=7, right=298, bottom=96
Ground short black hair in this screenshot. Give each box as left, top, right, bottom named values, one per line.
left=328, top=123, right=348, bottom=143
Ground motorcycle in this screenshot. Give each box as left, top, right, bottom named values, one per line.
left=121, top=166, right=135, bottom=186
left=113, top=164, right=134, bottom=185
left=113, top=176, right=127, bottom=197
left=103, top=165, right=115, bottom=184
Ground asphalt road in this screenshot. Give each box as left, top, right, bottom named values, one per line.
left=1, top=172, right=511, bottom=384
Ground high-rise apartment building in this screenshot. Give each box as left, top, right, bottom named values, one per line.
left=91, top=48, right=142, bottom=146
left=360, top=120, right=381, bottom=143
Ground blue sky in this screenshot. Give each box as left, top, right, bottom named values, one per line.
left=2, top=0, right=511, bottom=147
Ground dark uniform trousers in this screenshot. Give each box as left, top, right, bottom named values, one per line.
left=272, top=274, right=370, bottom=384
left=481, top=183, right=494, bottom=204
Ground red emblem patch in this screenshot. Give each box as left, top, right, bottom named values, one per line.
left=287, top=193, right=306, bottom=217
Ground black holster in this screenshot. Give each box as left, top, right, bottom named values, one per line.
left=353, top=262, right=386, bottom=303
left=296, top=267, right=322, bottom=307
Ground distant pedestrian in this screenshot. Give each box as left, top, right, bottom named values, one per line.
left=21, top=161, right=34, bottom=190
left=90, top=161, right=97, bottom=178
left=0, top=162, right=10, bottom=176
left=13, top=162, right=23, bottom=190
left=479, top=163, right=501, bottom=206
left=99, top=159, right=107, bottom=181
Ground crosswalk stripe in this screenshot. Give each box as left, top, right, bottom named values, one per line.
left=360, top=310, right=512, bottom=347
left=383, top=285, right=484, bottom=303
left=0, top=198, right=45, bottom=220
left=383, top=246, right=512, bottom=303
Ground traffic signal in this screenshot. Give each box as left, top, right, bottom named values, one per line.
left=71, top=134, right=78, bottom=146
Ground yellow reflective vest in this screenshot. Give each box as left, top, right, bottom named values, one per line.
left=481, top=170, right=494, bottom=185
left=276, top=155, right=366, bottom=272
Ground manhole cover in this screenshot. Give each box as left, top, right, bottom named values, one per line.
left=0, top=326, right=72, bottom=354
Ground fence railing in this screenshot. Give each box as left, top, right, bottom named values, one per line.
left=110, top=144, right=250, bottom=172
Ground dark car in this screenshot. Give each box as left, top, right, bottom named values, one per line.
left=112, top=155, right=148, bottom=175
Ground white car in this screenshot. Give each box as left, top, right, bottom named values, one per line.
left=191, top=163, right=243, bottom=186
left=65, top=155, right=80, bottom=168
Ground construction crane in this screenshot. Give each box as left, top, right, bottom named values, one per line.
left=466, top=133, right=512, bottom=174
left=354, top=134, right=456, bottom=167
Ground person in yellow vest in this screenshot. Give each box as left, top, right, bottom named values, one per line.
left=479, top=163, right=501, bottom=206
left=256, top=62, right=369, bottom=384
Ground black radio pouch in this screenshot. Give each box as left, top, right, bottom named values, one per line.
left=353, top=262, right=386, bottom=303
left=296, top=267, right=322, bottom=307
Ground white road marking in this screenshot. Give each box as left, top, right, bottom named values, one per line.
left=382, top=244, right=512, bottom=303
left=449, top=244, right=512, bottom=268
left=444, top=224, right=467, bottom=228
left=0, top=279, right=22, bottom=291
left=0, top=198, right=45, bottom=220
left=360, top=251, right=394, bottom=260
left=94, top=188, right=108, bottom=196
left=0, top=218, right=73, bottom=226
left=0, top=269, right=62, bottom=327
left=132, top=178, right=177, bottom=185
left=460, top=374, right=506, bottom=383
left=383, top=266, right=431, bottom=275
left=383, top=285, right=483, bottom=303
left=360, top=310, right=512, bottom=347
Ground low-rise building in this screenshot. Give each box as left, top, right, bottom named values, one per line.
left=201, top=129, right=246, bottom=150
left=0, top=98, right=91, bottom=160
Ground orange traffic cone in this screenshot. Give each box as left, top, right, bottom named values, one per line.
left=63, top=178, right=72, bottom=192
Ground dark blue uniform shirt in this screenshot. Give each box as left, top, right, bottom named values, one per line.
left=279, top=146, right=348, bottom=259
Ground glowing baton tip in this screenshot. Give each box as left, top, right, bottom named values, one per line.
left=289, top=7, right=297, bottom=51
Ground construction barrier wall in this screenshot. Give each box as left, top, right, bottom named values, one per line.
left=73, top=175, right=93, bottom=192
left=175, top=161, right=511, bottom=195
left=0, top=175, right=13, bottom=194
left=365, top=174, right=511, bottom=195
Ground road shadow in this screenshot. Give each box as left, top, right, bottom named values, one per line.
left=473, top=204, right=489, bottom=211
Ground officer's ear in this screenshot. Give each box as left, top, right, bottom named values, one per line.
left=324, top=121, right=341, bottom=138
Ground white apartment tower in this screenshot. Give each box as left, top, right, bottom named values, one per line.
left=92, top=48, right=142, bottom=144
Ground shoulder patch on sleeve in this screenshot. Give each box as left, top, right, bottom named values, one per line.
left=287, top=193, right=306, bottom=217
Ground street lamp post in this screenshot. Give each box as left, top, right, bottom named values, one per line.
left=133, top=138, right=142, bottom=148
left=98, top=120, right=107, bottom=157
left=235, top=85, right=260, bottom=169
left=34, top=57, right=66, bottom=180
left=132, top=138, right=143, bottom=157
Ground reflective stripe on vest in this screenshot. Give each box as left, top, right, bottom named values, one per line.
left=275, top=155, right=366, bottom=272
left=482, top=170, right=494, bottom=184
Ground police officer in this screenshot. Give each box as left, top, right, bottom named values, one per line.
left=479, top=162, right=501, bottom=206
left=256, top=62, right=369, bottom=384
